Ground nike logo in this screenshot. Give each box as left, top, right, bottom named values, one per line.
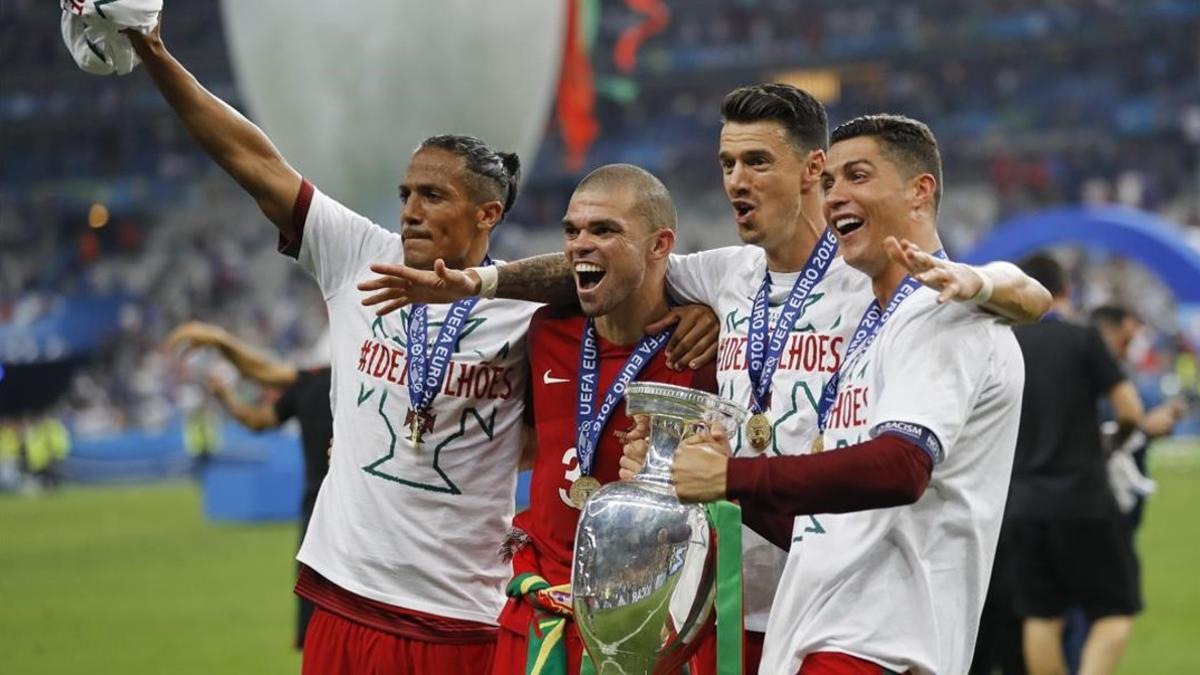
left=543, top=370, right=571, bottom=385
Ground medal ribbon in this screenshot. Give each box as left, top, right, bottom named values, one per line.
left=575, top=318, right=673, bottom=478
left=817, top=251, right=947, bottom=432
left=406, top=257, right=492, bottom=415
left=746, top=228, right=839, bottom=414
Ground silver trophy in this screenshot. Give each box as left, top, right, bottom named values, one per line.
left=571, top=382, right=748, bottom=675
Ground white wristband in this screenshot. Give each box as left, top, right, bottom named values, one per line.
left=970, top=268, right=995, bottom=304
left=472, top=264, right=500, bottom=299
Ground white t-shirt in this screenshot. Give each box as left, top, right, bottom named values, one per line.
left=294, top=185, right=539, bottom=624
left=760, top=286, right=1024, bottom=675
left=667, top=246, right=873, bottom=631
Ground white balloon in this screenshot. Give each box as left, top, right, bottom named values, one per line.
left=219, top=0, right=565, bottom=223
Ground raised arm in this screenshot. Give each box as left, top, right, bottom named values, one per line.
left=125, top=20, right=302, bottom=232
left=884, top=237, right=1052, bottom=324
left=207, top=375, right=280, bottom=432
left=165, top=322, right=298, bottom=388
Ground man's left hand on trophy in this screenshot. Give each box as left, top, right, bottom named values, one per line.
left=619, top=415, right=732, bottom=503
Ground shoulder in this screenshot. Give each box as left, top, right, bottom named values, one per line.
left=306, top=183, right=387, bottom=231
left=887, top=288, right=1012, bottom=352
left=669, top=245, right=762, bottom=268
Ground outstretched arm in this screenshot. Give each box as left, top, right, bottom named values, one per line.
left=207, top=375, right=280, bottom=431
left=165, top=322, right=298, bottom=388
left=358, top=254, right=576, bottom=314
left=885, top=237, right=1052, bottom=324
left=125, top=19, right=302, bottom=232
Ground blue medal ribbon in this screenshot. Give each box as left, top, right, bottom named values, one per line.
left=746, top=228, right=840, bottom=414
left=817, top=251, right=947, bottom=432
left=575, top=318, right=674, bottom=477
left=406, top=257, right=492, bottom=416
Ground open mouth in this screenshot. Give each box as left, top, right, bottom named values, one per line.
left=732, top=200, right=756, bottom=224
left=832, top=216, right=865, bottom=236
left=575, top=262, right=606, bottom=290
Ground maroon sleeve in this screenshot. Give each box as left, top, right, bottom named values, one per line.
left=277, top=179, right=315, bottom=259
left=739, top=508, right=796, bottom=551
left=727, top=434, right=933, bottom=516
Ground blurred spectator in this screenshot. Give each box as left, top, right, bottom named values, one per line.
left=164, top=320, right=332, bottom=649
left=1003, top=255, right=1184, bottom=675
left=22, top=416, right=70, bottom=491
left=0, top=420, right=22, bottom=491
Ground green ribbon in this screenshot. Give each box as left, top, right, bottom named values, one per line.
left=707, top=500, right=744, bottom=675
left=507, top=573, right=568, bottom=675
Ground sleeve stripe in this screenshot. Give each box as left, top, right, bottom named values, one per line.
left=871, top=420, right=944, bottom=466
left=278, top=178, right=315, bottom=259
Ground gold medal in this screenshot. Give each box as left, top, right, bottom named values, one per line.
left=810, top=434, right=825, bottom=454
left=569, top=476, right=602, bottom=508
left=746, top=413, right=773, bottom=452
left=406, top=418, right=424, bottom=447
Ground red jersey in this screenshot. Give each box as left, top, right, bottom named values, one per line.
left=499, top=306, right=717, bottom=636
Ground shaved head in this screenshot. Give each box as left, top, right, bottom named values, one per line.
left=575, top=163, right=676, bottom=235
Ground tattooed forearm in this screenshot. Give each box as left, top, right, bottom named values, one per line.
left=497, top=253, right=578, bottom=305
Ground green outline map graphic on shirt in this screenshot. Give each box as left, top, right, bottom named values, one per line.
left=357, top=311, right=507, bottom=493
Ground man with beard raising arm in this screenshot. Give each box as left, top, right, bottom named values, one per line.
left=357, top=84, right=1050, bottom=675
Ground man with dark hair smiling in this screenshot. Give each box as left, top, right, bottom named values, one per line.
left=652, top=114, right=1028, bottom=675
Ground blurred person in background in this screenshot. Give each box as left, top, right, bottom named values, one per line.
left=166, top=320, right=332, bottom=650
left=1090, top=305, right=1186, bottom=530
left=0, top=419, right=24, bottom=491
left=1006, top=255, right=1181, bottom=675
left=22, top=415, right=70, bottom=492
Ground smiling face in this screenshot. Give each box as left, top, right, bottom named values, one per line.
left=718, top=121, right=812, bottom=253
left=562, top=185, right=673, bottom=317
left=822, top=135, right=934, bottom=277
left=398, top=147, right=496, bottom=270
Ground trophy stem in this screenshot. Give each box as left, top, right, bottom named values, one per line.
left=632, top=417, right=685, bottom=489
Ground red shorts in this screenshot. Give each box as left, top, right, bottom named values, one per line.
left=303, top=606, right=496, bottom=675
left=797, top=652, right=911, bottom=675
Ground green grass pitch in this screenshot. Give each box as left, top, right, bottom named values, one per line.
left=1, top=442, right=1197, bottom=674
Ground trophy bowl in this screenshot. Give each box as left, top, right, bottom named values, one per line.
left=571, top=382, right=748, bottom=674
